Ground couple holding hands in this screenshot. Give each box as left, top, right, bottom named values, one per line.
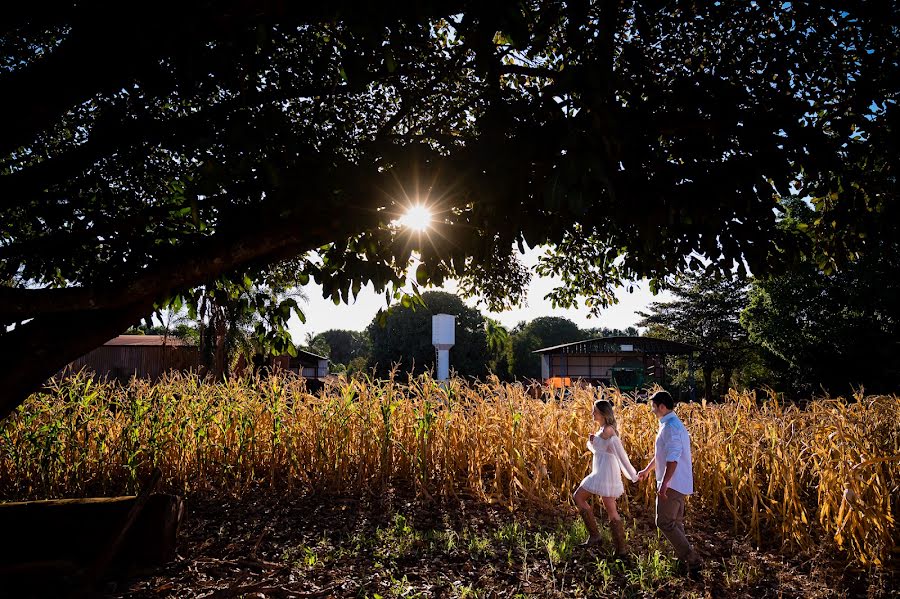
left=573, top=390, right=702, bottom=575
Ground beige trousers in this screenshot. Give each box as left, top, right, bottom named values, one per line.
left=655, top=488, right=695, bottom=561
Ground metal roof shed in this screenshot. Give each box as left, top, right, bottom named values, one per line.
left=533, top=336, right=700, bottom=391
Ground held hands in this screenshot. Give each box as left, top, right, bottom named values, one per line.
left=637, top=467, right=651, bottom=482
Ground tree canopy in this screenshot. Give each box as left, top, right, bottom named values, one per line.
left=637, top=196, right=900, bottom=397
left=1, top=1, right=898, bottom=418
left=638, top=271, right=754, bottom=398
left=311, top=329, right=371, bottom=368
left=742, top=199, right=900, bottom=395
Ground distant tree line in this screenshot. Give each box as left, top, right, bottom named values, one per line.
left=301, top=290, right=637, bottom=382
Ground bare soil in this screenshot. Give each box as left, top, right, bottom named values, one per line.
left=102, top=488, right=896, bottom=599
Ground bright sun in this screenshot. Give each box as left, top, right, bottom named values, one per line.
left=398, top=205, right=432, bottom=232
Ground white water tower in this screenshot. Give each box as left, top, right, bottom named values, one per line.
left=432, top=313, right=455, bottom=381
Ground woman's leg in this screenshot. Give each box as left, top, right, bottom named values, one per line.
left=601, top=496, right=628, bottom=556
left=574, top=487, right=601, bottom=545
left=600, top=496, right=620, bottom=521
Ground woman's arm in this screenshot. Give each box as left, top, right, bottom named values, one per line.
left=611, top=435, right=639, bottom=482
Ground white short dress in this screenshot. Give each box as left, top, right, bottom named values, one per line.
left=578, top=428, right=639, bottom=497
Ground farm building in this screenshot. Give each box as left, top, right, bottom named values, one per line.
left=69, top=336, right=331, bottom=384
left=271, top=349, right=330, bottom=380
left=533, top=336, right=698, bottom=392
left=66, top=335, right=200, bottom=382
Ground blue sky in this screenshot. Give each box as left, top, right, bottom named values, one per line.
left=288, top=246, right=672, bottom=341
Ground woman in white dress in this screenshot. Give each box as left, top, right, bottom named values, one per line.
left=573, top=399, right=638, bottom=554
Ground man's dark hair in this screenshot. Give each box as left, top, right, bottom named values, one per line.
left=650, top=390, right=675, bottom=410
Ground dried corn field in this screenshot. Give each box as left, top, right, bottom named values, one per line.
left=0, top=372, right=897, bottom=568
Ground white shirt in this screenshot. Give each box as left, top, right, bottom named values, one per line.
left=654, top=411, right=694, bottom=495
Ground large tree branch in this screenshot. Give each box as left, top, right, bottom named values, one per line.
left=0, top=208, right=367, bottom=320
left=0, top=146, right=477, bottom=320
left=0, top=300, right=155, bottom=421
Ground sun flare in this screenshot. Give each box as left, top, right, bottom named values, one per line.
left=398, top=204, right=432, bottom=232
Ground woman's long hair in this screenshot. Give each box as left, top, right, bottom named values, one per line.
left=594, top=399, right=617, bottom=430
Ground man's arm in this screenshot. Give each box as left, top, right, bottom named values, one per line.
left=658, top=460, right=678, bottom=498
left=637, top=457, right=655, bottom=481
left=657, top=426, right=684, bottom=498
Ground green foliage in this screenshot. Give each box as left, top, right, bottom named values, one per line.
left=637, top=272, right=759, bottom=398
left=581, top=326, right=639, bottom=339
left=311, top=317, right=642, bottom=382
left=299, top=332, right=332, bottom=360
left=125, top=322, right=199, bottom=346
left=345, top=356, right=371, bottom=377
left=183, top=270, right=308, bottom=376
left=742, top=204, right=900, bottom=395
left=484, top=318, right=512, bottom=377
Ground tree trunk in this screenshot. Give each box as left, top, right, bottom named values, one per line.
left=214, top=309, right=227, bottom=379
left=703, top=366, right=714, bottom=400
left=721, top=368, right=733, bottom=396
left=0, top=300, right=155, bottom=421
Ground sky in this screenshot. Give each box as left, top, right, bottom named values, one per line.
left=288, top=246, right=673, bottom=342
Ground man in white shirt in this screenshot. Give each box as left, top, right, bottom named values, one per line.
left=637, top=390, right=702, bottom=572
